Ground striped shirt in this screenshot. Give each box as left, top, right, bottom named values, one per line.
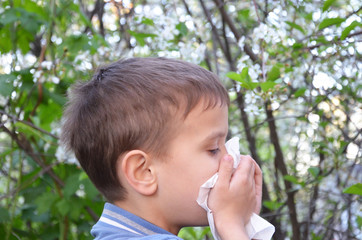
left=91, top=203, right=182, bottom=239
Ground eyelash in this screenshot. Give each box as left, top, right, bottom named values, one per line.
left=209, top=148, right=220, bottom=155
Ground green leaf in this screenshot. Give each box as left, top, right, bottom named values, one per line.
left=0, top=28, right=12, bottom=53
left=294, top=87, right=306, bottom=98
left=68, top=198, right=83, bottom=220
left=308, top=167, right=320, bottom=178
left=311, top=232, right=323, bottom=240
left=227, top=69, right=256, bottom=90
left=0, top=207, right=10, bottom=223
left=237, top=9, right=250, bottom=20
left=320, top=121, right=329, bottom=128
left=319, top=17, right=346, bottom=30
left=141, top=17, right=154, bottom=26
left=56, top=198, right=71, bottom=216
left=304, top=12, right=313, bottom=21
left=240, top=67, right=250, bottom=81
left=260, top=81, right=277, bottom=92
left=22, top=0, right=48, bottom=20
left=237, top=9, right=255, bottom=28
left=69, top=2, right=94, bottom=31
left=128, top=30, right=157, bottom=46
left=64, top=173, right=81, bottom=198
left=228, top=70, right=254, bottom=89
left=248, top=83, right=259, bottom=90
left=14, top=121, right=50, bottom=142
left=18, top=9, right=43, bottom=33
left=284, top=175, right=299, bottom=185
left=43, top=86, right=67, bottom=106
left=285, top=21, right=305, bottom=34
left=343, top=183, right=362, bottom=196
left=297, top=116, right=308, bottom=122
left=263, top=200, right=284, bottom=211
left=64, top=35, right=91, bottom=54
left=17, top=28, right=33, bottom=53
left=341, top=21, right=362, bottom=40
left=357, top=216, right=362, bottom=229
left=35, top=192, right=58, bottom=214
left=322, top=0, right=337, bottom=12
left=267, top=65, right=281, bottom=82
left=0, top=8, right=18, bottom=25
left=226, top=71, right=242, bottom=82
left=315, top=35, right=329, bottom=45
left=0, top=74, right=15, bottom=97
left=292, top=42, right=304, bottom=50
left=0, top=148, right=14, bottom=159
left=337, top=141, right=348, bottom=155
left=176, top=22, right=188, bottom=36
left=82, top=177, right=100, bottom=199
left=79, top=171, right=89, bottom=181
left=240, top=67, right=259, bottom=90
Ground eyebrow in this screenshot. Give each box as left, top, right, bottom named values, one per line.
left=202, top=131, right=228, bottom=143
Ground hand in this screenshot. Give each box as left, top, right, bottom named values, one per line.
left=253, top=156, right=262, bottom=214
left=208, top=154, right=260, bottom=240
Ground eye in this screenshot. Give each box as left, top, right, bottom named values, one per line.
left=208, top=148, right=220, bottom=155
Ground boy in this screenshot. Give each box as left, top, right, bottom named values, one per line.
left=61, top=58, right=262, bottom=239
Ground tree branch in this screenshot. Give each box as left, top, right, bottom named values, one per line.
left=212, top=0, right=259, bottom=63
left=264, top=100, right=300, bottom=240
left=0, top=125, right=99, bottom=222
left=199, top=0, right=227, bottom=56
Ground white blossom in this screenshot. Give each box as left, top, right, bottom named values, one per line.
left=178, top=42, right=206, bottom=64
left=236, top=55, right=250, bottom=72
left=252, top=22, right=282, bottom=45
left=161, top=25, right=179, bottom=41
left=244, top=104, right=261, bottom=115
left=245, top=91, right=261, bottom=104
left=51, top=76, right=60, bottom=84
left=33, top=70, right=43, bottom=83
left=41, top=61, right=53, bottom=70
left=238, top=36, right=245, bottom=50
left=248, top=64, right=261, bottom=81
left=252, top=23, right=268, bottom=41
left=55, top=144, right=79, bottom=166
left=33, top=70, right=42, bottom=79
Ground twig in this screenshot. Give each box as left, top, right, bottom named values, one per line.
left=0, top=110, right=58, bottom=139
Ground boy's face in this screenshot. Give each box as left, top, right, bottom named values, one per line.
left=154, top=100, right=228, bottom=233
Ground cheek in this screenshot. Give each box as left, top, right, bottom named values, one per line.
left=194, top=159, right=219, bottom=185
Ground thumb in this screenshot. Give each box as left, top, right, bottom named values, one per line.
left=216, top=155, right=234, bottom=189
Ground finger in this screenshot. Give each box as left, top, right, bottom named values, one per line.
left=232, top=155, right=255, bottom=187
left=252, top=160, right=263, bottom=214
left=253, top=160, right=262, bottom=188
left=216, top=155, right=234, bottom=189
left=237, top=155, right=255, bottom=178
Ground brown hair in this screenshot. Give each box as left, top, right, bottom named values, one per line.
left=61, top=57, right=229, bottom=202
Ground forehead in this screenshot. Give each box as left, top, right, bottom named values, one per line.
left=150, top=98, right=228, bottom=159
left=179, top=95, right=229, bottom=119
left=175, top=100, right=229, bottom=139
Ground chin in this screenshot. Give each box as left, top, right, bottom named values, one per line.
left=183, top=207, right=209, bottom=226
left=182, top=216, right=209, bottom=228
left=199, top=221, right=209, bottom=227
left=193, top=218, right=209, bottom=227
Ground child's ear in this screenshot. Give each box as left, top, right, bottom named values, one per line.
left=118, top=150, right=157, bottom=196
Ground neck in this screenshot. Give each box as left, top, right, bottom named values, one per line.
left=114, top=196, right=181, bottom=235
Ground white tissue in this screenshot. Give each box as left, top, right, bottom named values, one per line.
left=196, top=137, right=275, bottom=240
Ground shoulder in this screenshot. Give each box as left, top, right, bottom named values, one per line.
left=137, top=235, right=183, bottom=240
left=91, top=203, right=183, bottom=240
left=92, top=231, right=182, bottom=240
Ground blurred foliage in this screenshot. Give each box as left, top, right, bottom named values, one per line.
left=0, top=0, right=361, bottom=239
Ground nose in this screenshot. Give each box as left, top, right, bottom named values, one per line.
left=220, top=145, right=228, bottom=156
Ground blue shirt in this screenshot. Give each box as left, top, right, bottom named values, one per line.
left=91, top=203, right=183, bottom=239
